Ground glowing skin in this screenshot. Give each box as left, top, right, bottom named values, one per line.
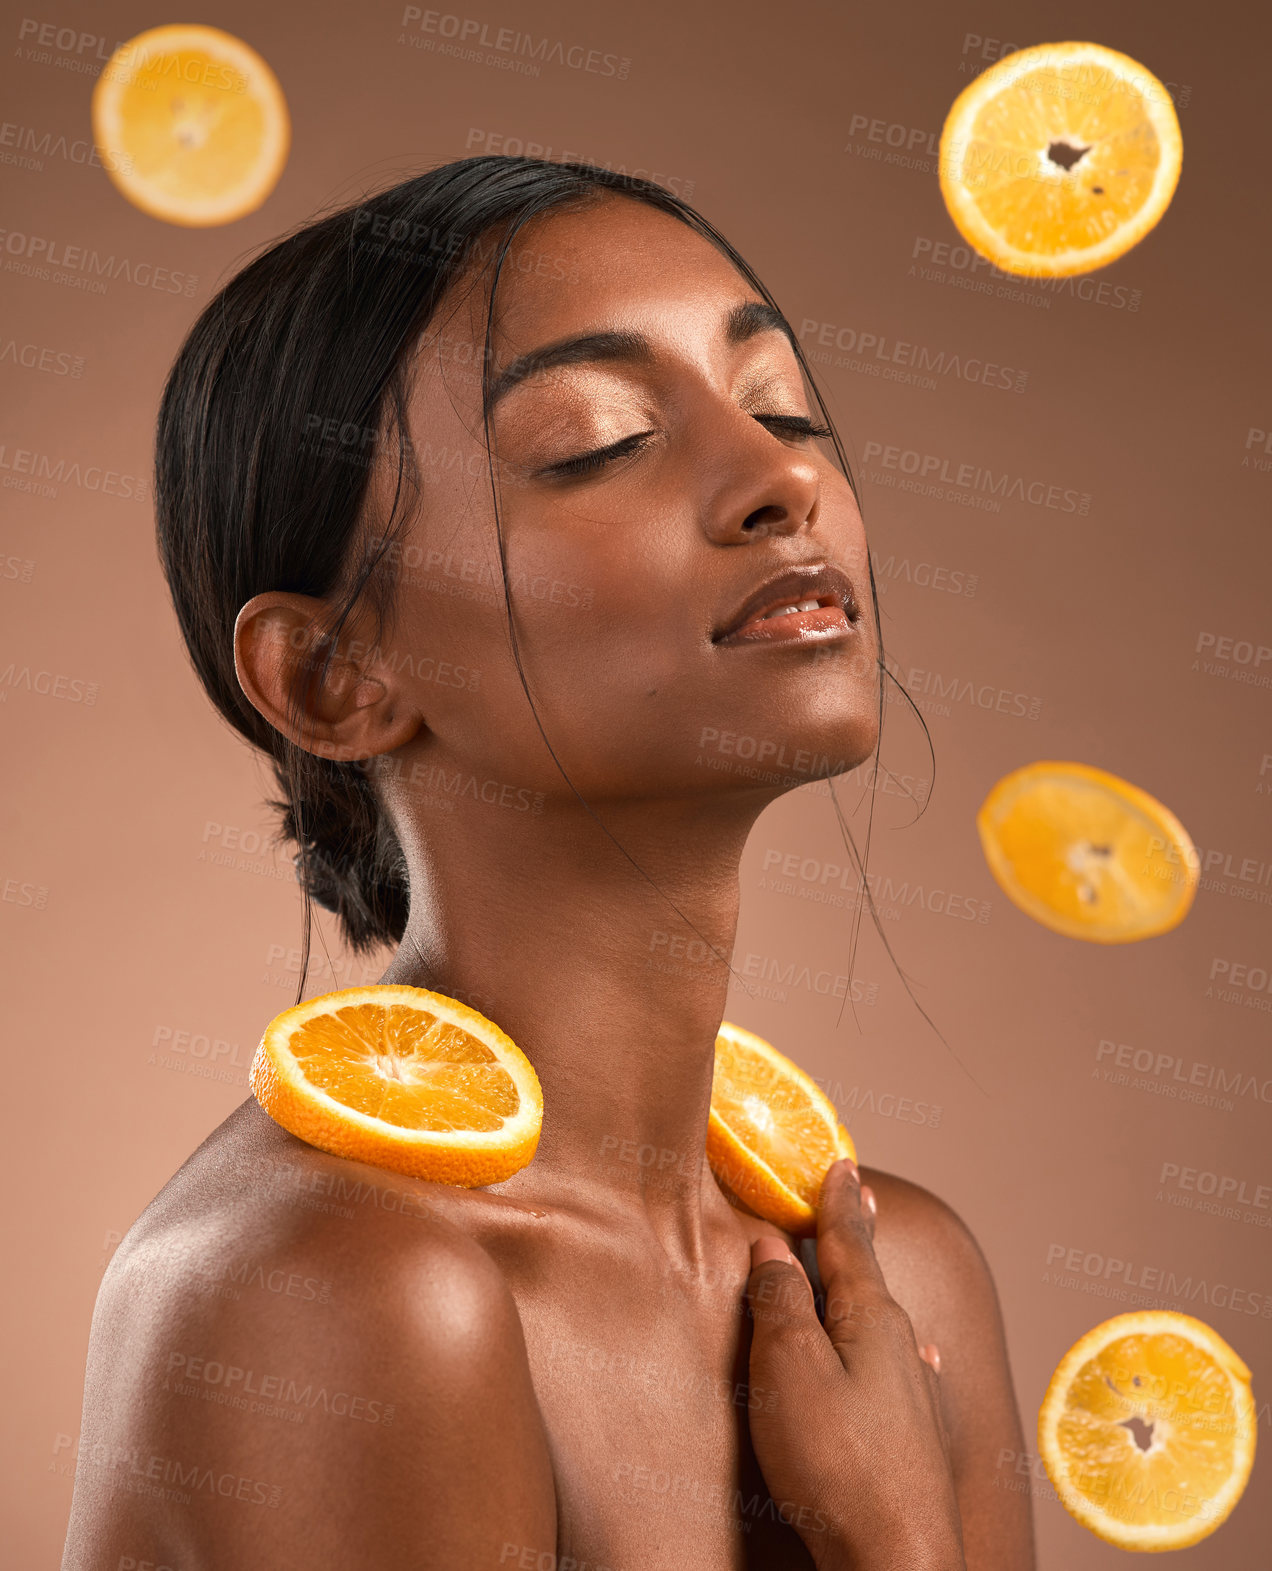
left=62, top=196, right=1033, bottom=1571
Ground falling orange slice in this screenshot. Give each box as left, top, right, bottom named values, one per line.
left=1038, top=1311, right=1256, bottom=1550
left=939, top=41, right=1182, bottom=276
left=707, top=1020, right=855, bottom=1236
left=249, top=985, right=542, bottom=1185
left=977, top=761, right=1197, bottom=942
left=91, top=24, right=290, bottom=226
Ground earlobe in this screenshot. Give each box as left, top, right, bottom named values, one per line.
left=232, top=592, right=420, bottom=764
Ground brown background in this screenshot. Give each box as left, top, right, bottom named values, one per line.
left=3, top=0, right=1270, bottom=1564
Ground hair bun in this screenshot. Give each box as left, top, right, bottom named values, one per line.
left=270, top=758, right=409, bottom=955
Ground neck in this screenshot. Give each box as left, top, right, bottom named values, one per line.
left=378, top=788, right=773, bottom=1258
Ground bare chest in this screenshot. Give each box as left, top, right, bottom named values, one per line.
left=507, top=1267, right=819, bottom=1571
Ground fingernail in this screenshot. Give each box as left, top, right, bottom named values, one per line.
left=861, top=1185, right=876, bottom=1215
left=751, top=1236, right=795, bottom=1268
left=839, top=1158, right=859, bottom=1183
left=923, top=1344, right=942, bottom=1373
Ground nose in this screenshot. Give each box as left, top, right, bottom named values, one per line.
left=694, top=406, right=822, bottom=544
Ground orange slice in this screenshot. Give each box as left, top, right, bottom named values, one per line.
left=707, top=1020, right=855, bottom=1237
left=939, top=41, right=1183, bottom=276
left=249, top=985, right=542, bottom=1185
left=977, top=761, right=1197, bottom=942
left=1038, top=1311, right=1256, bottom=1549
left=92, top=24, right=290, bottom=226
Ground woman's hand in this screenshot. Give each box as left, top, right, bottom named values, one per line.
left=744, top=1158, right=966, bottom=1571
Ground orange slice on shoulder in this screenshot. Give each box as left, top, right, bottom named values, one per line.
left=939, top=41, right=1182, bottom=276
left=707, top=1020, right=855, bottom=1237
left=977, top=761, right=1197, bottom=942
left=250, top=985, right=542, bottom=1186
left=1038, top=1311, right=1256, bottom=1549
left=92, top=24, right=290, bottom=226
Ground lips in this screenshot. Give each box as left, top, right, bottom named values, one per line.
left=712, top=562, right=859, bottom=644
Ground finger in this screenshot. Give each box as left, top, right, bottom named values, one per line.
left=745, top=1237, right=841, bottom=1395
left=917, top=1343, right=952, bottom=1456
left=745, top=1237, right=818, bottom=1335
left=747, top=1236, right=812, bottom=1304
left=815, top=1160, right=890, bottom=1335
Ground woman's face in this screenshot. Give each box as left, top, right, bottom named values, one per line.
left=374, top=193, right=879, bottom=805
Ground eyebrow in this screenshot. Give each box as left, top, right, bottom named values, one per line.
left=482, top=299, right=799, bottom=416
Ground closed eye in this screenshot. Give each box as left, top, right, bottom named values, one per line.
left=541, top=412, right=833, bottom=480
left=755, top=413, right=834, bottom=440
left=543, top=429, right=655, bottom=478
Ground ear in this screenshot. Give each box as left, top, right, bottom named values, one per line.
left=232, top=591, right=421, bottom=764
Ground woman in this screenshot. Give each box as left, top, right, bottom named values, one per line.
left=63, top=157, right=1034, bottom=1569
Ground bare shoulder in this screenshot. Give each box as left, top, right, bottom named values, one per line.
left=858, top=1166, right=1001, bottom=1338
left=62, top=1099, right=556, bottom=1570
left=859, top=1166, right=1035, bottom=1570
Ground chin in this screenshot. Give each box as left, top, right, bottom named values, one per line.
left=692, top=707, right=879, bottom=791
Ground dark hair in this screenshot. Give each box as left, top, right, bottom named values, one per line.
left=156, top=155, right=895, bottom=1005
